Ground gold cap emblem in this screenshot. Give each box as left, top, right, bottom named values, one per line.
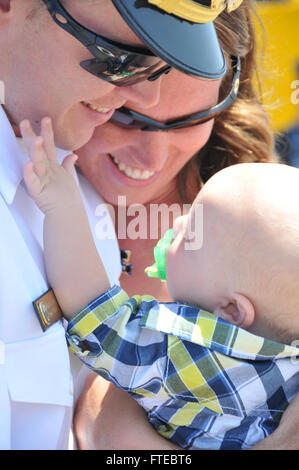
left=148, top=0, right=243, bottom=23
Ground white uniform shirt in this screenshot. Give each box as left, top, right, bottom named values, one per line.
left=0, top=106, right=121, bottom=449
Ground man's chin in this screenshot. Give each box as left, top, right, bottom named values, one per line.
left=54, top=128, right=96, bottom=152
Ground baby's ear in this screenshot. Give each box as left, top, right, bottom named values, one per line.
left=213, top=293, right=255, bottom=329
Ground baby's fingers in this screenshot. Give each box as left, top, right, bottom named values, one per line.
left=20, top=120, right=37, bottom=152
left=41, top=117, right=57, bottom=163
left=28, top=136, right=49, bottom=178
left=61, top=153, right=78, bottom=178
left=20, top=121, right=47, bottom=177
left=23, top=161, right=43, bottom=198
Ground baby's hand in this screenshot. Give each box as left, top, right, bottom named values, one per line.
left=20, top=117, right=80, bottom=215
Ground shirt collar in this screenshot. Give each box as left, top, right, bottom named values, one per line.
left=139, top=300, right=299, bottom=361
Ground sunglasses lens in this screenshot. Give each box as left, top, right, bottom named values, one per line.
left=111, top=108, right=217, bottom=132
left=80, top=54, right=167, bottom=86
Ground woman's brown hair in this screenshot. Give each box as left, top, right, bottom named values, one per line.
left=179, top=0, right=278, bottom=203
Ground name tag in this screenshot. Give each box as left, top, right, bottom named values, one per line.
left=33, top=289, right=63, bottom=331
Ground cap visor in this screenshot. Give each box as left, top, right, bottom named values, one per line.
left=112, top=0, right=226, bottom=80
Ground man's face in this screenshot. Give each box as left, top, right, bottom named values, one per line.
left=77, top=68, right=221, bottom=206
left=1, top=0, right=164, bottom=150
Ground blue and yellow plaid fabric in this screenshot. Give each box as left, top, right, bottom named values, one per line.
left=66, top=285, right=299, bottom=450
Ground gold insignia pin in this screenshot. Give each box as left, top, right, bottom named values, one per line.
left=33, top=289, right=63, bottom=332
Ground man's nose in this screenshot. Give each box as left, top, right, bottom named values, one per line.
left=116, top=76, right=162, bottom=109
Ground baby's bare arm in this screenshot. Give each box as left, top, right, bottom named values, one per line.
left=21, top=118, right=110, bottom=319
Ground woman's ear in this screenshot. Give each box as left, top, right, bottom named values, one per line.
left=213, top=293, right=255, bottom=329
left=0, top=0, right=12, bottom=26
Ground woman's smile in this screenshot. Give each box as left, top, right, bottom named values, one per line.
left=104, top=153, right=161, bottom=188
left=109, top=154, right=156, bottom=180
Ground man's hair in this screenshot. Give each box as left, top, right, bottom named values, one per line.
left=26, top=0, right=46, bottom=21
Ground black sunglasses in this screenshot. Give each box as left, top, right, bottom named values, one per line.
left=42, top=0, right=171, bottom=86
left=111, top=56, right=241, bottom=131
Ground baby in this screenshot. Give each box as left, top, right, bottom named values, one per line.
left=20, top=118, right=299, bottom=450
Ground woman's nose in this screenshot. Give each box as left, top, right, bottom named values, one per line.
left=116, top=76, right=162, bottom=109
left=135, top=131, right=169, bottom=171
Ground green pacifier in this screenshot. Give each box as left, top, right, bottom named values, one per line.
left=145, top=229, right=174, bottom=282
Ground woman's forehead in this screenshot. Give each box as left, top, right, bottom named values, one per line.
left=137, top=70, right=222, bottom=122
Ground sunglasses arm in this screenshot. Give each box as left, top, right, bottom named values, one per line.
left=147, top=66, right=172, bottom=82
left=45, top=0, right=97, bottom=47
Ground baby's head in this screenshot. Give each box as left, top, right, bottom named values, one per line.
left=166, top=163, right=299, bottom=344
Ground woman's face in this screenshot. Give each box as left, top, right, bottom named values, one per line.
left=77, top=69, right=222, bottom=206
